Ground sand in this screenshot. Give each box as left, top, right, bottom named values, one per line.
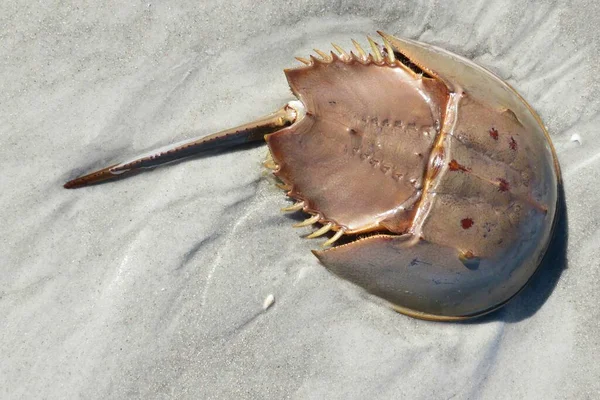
left=1, top=0, right=599, bottom=398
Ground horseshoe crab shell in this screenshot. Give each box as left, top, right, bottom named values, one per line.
left=64, top=32, right=560, bottom=321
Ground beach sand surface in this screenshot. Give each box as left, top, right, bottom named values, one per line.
left=1, top=1, right=599, bottom=398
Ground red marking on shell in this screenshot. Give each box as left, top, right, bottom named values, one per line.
left=448, top=159, right=470, bottom=172
left=509, top=136, right=518, bottom=151
left=461, top=218, right=474, bottom=229
left=497, top=178, right=510, bottom=192
left=489, top=128, right=499, bottom=140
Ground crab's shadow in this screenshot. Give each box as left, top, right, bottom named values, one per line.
left=464, top=183, right=569, bottom=324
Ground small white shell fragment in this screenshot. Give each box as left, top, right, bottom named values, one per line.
left=263, top=294, right=275, bottom=310
left=570, top=134, right=582, bottom=144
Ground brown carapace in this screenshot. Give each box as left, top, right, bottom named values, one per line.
left=64, top=32, right=560, bottom=321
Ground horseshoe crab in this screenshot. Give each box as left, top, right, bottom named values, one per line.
left=64, top=32, right=560, bottom=321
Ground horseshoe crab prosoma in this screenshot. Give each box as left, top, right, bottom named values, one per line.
left=64, top=32, right=560, bottom=321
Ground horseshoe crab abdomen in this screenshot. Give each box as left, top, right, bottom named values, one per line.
left=268, top=58, right=450, bottom=234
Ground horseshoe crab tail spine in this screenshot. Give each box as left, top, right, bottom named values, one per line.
left=63, top=102, right=302, bottom=189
